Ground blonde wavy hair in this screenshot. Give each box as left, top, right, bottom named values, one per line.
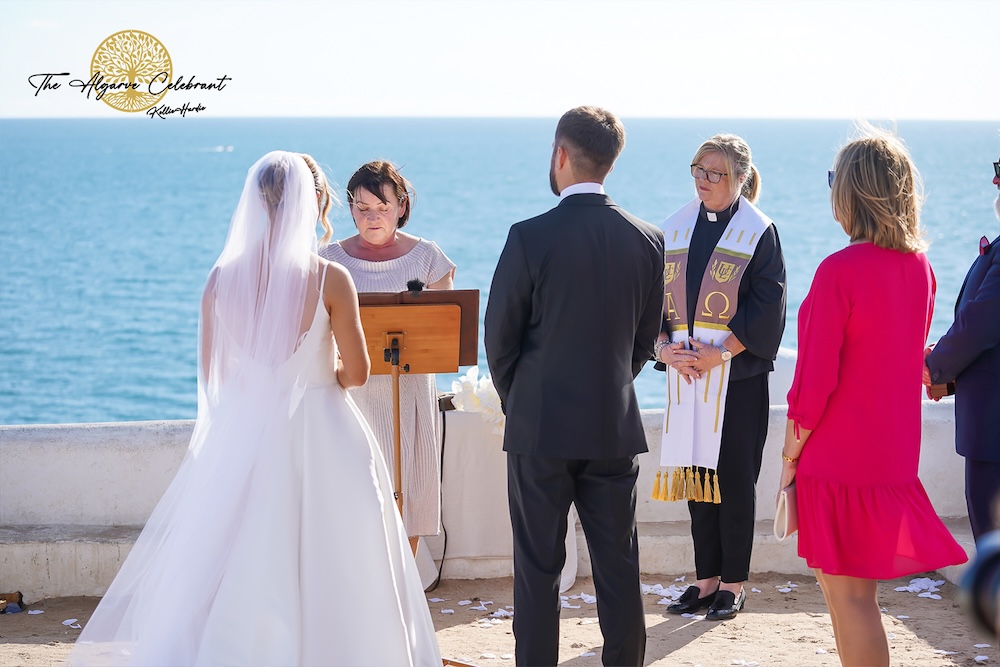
left=691, top=134, right=761, bottom=204
left=830, top=126, right=927, bottom=253
left=299, top=153, right=336, bottom=245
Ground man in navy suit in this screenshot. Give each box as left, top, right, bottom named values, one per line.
left=925, top=159, right=1000, bottom=541
left=485, top=107, right=664, bottom=666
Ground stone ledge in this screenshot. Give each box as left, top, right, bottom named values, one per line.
left=580, top=518, right=975, bottom=586
left=0, top=517, right=975, bottom=601
left=0, top=525, right=141, bottom=600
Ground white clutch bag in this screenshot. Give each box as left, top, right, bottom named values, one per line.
left=774, top=482, right=798, bottom=542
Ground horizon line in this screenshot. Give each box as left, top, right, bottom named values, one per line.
left=1, top=115, right=997, bottom=123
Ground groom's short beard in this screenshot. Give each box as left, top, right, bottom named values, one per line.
left=549, top=156, right=560, bottom=196
left=994, top=192, right=1000, bottom=221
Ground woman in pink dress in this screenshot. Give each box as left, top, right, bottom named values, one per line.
left=779, top=128, right=967, bottom=667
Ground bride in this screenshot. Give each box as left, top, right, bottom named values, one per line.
left=70, top=151, right=441, bottom=666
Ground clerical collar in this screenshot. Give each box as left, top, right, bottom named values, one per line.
left=560, top=182, right=605, bottom=201
left=700, top=198, right=740, bottom=224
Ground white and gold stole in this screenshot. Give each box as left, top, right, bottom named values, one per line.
left=652, top=196, right=772, bottom=503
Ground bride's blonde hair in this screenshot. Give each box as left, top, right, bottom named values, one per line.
left=299, top=153, right=336, bottom=245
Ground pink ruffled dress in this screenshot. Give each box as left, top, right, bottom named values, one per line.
left=787, top=243, right=967, bottom=578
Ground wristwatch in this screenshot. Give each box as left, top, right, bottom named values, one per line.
left=719, top=346, right=733, bottom=362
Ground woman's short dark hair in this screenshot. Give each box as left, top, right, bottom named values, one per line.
left=346, top=160, right=414, bottom=228
left=554, top=106, right=625, bottom=181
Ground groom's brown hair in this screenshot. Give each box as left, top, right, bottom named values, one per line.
left=554, top=106, right=625, bottom=182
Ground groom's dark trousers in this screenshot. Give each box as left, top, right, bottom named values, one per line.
left=486, top=194, right=664, bottom=667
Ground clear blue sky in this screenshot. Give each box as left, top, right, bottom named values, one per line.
left=2, top=0, right=997, bottom=119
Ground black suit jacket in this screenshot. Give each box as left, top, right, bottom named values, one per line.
left=484, top=193, right=665, bottom=459
left=927, top=236, right=1000, bottom=462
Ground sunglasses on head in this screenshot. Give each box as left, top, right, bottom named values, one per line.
left=994, top=161, right=1000, bottom=178
left=828, top=170, right=835, bottom=188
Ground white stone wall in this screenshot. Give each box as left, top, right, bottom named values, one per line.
left=0, top=402, right=966, bottom=529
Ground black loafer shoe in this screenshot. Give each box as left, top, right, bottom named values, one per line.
left=705, top=587, right=746, bottom=621
left=666, top=585, right=717, bottom=614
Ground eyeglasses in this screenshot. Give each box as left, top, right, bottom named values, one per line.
left=828, top=170, right=835, bottom=188
left=994, top=161, right=1000, bottom=178
left=690, top=164, right=727, bottom=184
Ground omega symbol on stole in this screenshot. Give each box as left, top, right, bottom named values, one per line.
left=701, top=292, right=732, bottom=320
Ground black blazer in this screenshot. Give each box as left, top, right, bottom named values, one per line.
left=927, top=236, right=1000, bottom=462
left=485, top=193, right=665, bottom=459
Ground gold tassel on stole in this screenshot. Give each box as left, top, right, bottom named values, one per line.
left=670, top=467, right=683, bottom=501
left=652, top=466, right=724, bottom=503
left=685, top=468, right=696, bottom=500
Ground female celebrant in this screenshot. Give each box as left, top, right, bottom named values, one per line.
left=780, top=128, right=967, bottom=667
left=70, top=152, right=440, bottom=666
left=321, top=160, right=456, bottom=552
left=653, top=134, right=786, bottom=621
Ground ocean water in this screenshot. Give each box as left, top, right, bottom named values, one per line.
left=1, top=118, right=997, bottom=425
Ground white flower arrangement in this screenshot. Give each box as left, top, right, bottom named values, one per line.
left=451, top=366, right=505, bottom=435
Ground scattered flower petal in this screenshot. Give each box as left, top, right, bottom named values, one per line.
left=428, top=597, right=445, bottom=603
left=62, top=619, right=79, bottom=626
left=441, top=609, right=455, bottom=614
left=501, top=655, right=513, bottom=660
left=816, top=649, right=827, bottom=654
left=27, top=610, right=43, bottom=615
left=751, top=588, right=761, bottom=593
left=459, top=600, right=472, bottom=606
left=481, top=653, right=497, bottom=659
left=580, top=652, right=596, bottom=657
left=977, top=644, right=992, bottom=649
left=976, top=657, right=989, bottom=663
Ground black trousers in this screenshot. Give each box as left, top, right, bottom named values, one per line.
left=507, top=452, right=645, bottom=667
left=688, top=374, right=770, bottom=583
left=966, top=457, right=1000, bottom=541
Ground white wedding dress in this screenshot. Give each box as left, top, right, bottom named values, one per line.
left=70, top=274, right=441, bottom=666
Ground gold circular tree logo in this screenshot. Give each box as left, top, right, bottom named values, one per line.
left=91, top=30, right=172, bottom=113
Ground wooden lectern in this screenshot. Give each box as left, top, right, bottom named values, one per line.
left=358, top=289, right=479, bottom=544
left=360, top=289, right=480, bottom=667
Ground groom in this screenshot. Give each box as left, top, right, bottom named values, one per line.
left=485, top=106, right=664, bottom=667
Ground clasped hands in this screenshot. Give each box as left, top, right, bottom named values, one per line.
left=921, top=343, right=947, bottom=401
left=658, top=338, right=725, bottom=384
